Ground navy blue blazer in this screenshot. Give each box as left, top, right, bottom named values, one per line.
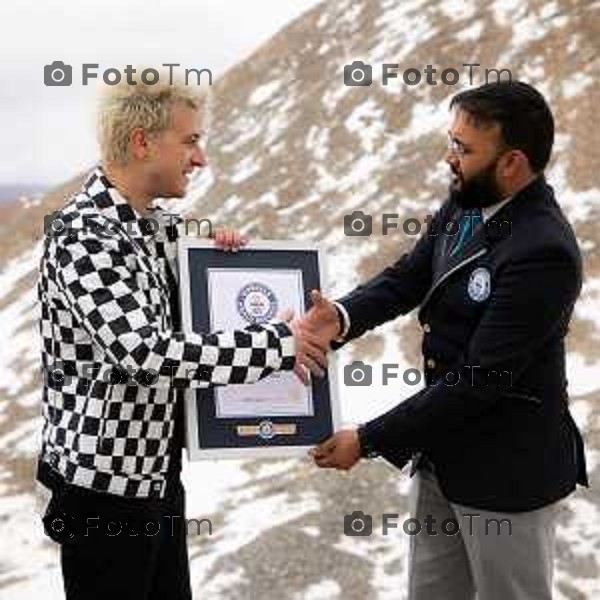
left=338, top=175, right=588, bottom=512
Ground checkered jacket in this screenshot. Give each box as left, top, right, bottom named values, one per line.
left=37, top=168, right=296, bottom=499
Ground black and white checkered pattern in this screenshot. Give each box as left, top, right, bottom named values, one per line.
left=37, top=167, right=296, bottom=499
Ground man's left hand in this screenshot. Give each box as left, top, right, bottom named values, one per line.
left=310, top=429, right=361, bottom=471
left=212, top=228, right=248, bottom=252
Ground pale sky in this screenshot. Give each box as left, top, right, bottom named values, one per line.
left=0, top=0, right=323, bottom=187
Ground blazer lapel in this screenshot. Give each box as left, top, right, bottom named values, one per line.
left=422, top=199, right=511, bottom=309
left=421, top=240, right=489, bottom=310
left=420, top=174, right=547, bottom=311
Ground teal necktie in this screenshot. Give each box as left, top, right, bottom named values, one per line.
left=450, top=208, right=483, bottom=258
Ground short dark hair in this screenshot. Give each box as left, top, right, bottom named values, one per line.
left=450, top=81, right=554, bottom=172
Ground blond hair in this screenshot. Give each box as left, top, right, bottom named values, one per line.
left=97, top=67, right=210, bottom=164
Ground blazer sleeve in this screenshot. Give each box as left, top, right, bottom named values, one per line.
left=335, top=205, right=445, bottom=344
left=359, top=245, right=582, bottom=455
left=50, top=230, right=296, bottom=389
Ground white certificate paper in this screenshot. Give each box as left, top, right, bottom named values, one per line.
left=207, top=268, right=314, bottom=418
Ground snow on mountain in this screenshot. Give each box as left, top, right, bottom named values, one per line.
left=1, top=0, right=599, bottom=598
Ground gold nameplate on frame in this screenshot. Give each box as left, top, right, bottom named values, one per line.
left=236, top=421, right=297, bottom=439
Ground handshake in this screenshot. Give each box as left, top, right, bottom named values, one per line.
left=285, top=289, right=342, bottom=385
left=284, top=290, right=363, bottom=473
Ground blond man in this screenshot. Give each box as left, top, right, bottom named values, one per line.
left=37, top=71, right=327, bottom=599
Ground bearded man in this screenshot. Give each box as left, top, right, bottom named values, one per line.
left=305, top=80, right=588, bottom=600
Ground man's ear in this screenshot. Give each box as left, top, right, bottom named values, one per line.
left=500, top=149, right=529, bottom=179
left=129, top=127, right=151, bottom=160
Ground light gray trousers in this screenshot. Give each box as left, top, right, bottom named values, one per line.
left=407, top=467, right=560, bottom=600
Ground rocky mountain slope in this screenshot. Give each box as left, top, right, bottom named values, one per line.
left=0, top=0, right=599, bottom=598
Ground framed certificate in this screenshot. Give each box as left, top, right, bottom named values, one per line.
left=178, top=239, right=341, bottom=459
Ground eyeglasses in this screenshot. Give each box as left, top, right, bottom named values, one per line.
left=447, top=134, right=468, bottom=158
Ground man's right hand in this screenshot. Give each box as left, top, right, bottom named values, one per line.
left=288, top=318, right=329, bottom=384
left=301, top=290, right=342, bottom=347
left=285, top=290, right=342, bottom=384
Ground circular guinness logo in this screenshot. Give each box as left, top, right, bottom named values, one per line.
left=237, top=282, right=278, bottom=324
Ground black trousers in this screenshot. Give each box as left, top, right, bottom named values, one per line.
left=46, top=480, right=192, bottom=600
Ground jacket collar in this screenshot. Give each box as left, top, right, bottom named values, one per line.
left=82, top=166, right=182, bottom=242
left=421, top=175, right=548, bottom=309
left=80, top=166, right=180, bottom=297
left=442, top=174, right=548, bottom=272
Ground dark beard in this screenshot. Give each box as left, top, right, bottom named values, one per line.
left=449, top=159, right=505, bottom=209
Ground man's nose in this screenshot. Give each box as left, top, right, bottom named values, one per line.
left=191, top=144, right=207, bottom=168
left=446, top=152, right=459, bottom=170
